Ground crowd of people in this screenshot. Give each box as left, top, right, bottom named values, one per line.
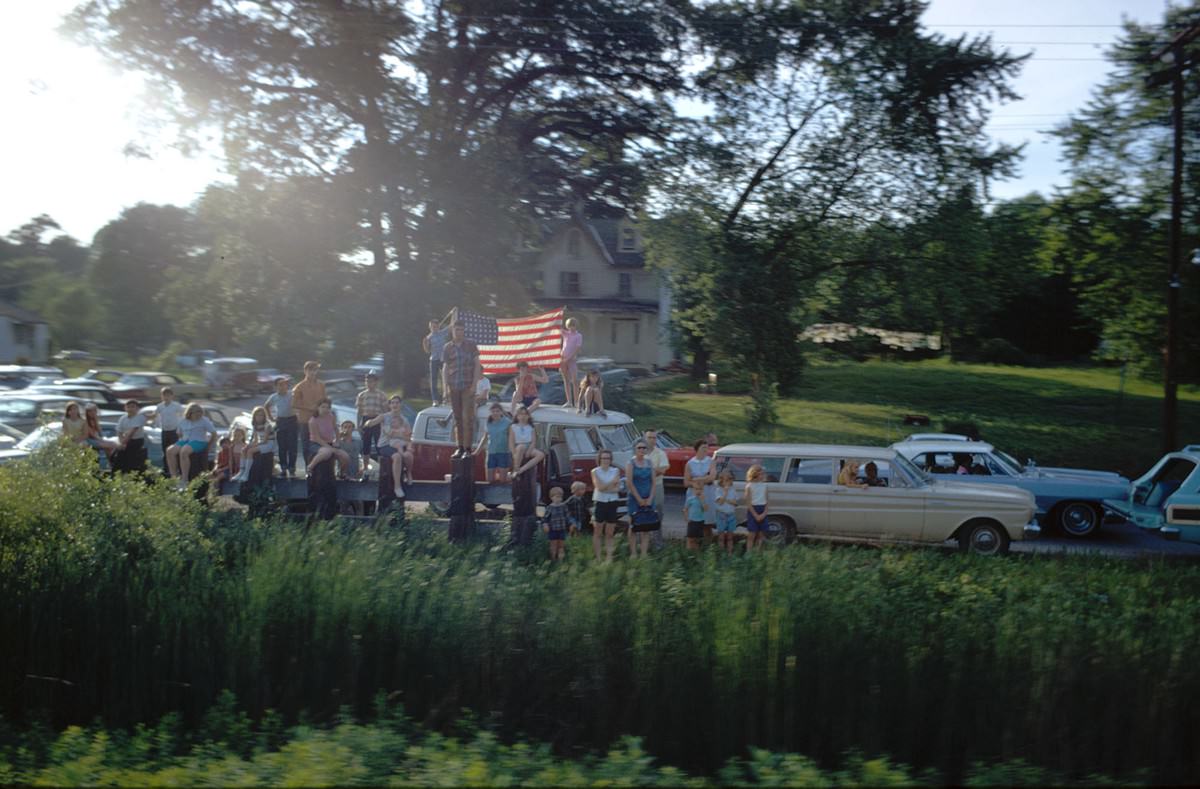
left=48, top=315, right=773, bottom=559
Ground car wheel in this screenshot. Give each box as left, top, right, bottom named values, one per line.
left=763, top=514, right=797, bottom=545
left=957, top=519, right=1011, bottom=556
left=1058, top=501, right=1101, bottom=538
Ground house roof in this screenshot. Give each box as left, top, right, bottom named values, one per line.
left=0, top=300, right=47, bottom=324
left=545, top=216, right=646, bottom=268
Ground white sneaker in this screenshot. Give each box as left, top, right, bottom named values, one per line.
left=393, top=481, right=405, bottom=499
left=176, top=478, right=187, bottom=491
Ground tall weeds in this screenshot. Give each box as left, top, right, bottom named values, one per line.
left=3, top=449, right=1199, bottom=782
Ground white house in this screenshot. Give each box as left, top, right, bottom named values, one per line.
left=532, top=215, right=672, bottom=370
left=0, top=301, right=49, bottom=364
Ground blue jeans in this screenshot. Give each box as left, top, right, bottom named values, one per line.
left=430, top=359, right=443, bottom=403
left=275, top=416, right=298, bottom=474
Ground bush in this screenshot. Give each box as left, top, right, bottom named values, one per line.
left=972, top=338, right=1031, bottom=366
left=4, top=452, right=1200, bottom=782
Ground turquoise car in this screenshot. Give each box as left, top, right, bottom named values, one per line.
left=1104, top=448, right=1200, bottom=543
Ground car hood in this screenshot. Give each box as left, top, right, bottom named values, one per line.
left=1031, top=466, right=1129, bottom=485
left=0, top=448, right=30, bottom=464
left=925, top=479, right=1035, bottom=509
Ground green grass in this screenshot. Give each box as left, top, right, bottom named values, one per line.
left=4, top=446, right=1200, bottom=783
left=638, top=359, right=1200, bottom=476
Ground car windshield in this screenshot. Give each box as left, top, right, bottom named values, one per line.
left=891, top=451, right=930, bottom=486
left=119, top=375, right=153, bottom=386
left=597, top=423, right=636, bottom=452
left=994, top=450, right=1024, bottom=474
left=17, top=424, right=61, bottom=450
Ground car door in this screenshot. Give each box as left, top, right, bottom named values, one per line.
left=728, top=455, right=830, bottom=534
left=827, top=459, right=926, bottom=540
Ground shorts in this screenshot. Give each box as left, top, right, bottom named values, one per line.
left=521, top=394, right=537, bottom=408
left=175, top=439, right=208, bottom=453
left=746, top=505, right=768, bottom=532
left=687, top=520, right=706, bottom=539
left=547, top=528, right=566, bottom=541
left=716, top=511, right=737, bottom=533
left=487, top=452, right=512, bottom=469
left=594, top=500, right=620, bottom=523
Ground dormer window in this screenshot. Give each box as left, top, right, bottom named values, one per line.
left=567, top=229, right=581, bottom=259
left=621, top=227, right=636, bottom=251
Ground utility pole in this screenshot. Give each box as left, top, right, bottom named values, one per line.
left=1147, top=24, right=1200, bottom=454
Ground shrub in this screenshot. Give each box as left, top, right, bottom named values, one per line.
left=972, top=338, right=1031, bottom=366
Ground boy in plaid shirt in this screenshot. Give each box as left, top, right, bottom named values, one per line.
left=565, top=480, right=591, bottom=537
left=543, top=486, right=570, bottom=561
left=355, top=370, right=387, bottom=474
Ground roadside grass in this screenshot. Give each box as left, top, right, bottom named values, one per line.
left=638, top=359, right=1200, bottom=476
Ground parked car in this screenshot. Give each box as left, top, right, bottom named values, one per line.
left=0, top=393, right=111, bottom=434
left=110, top=372, right=209, bottom=404
left=652, top=429, right=718, bottom=487
left=0, top=419, right=165, bottom=469
left=0, top=421, right=24, bottom=449
left=324, top=377, right=362, bottom=405
left=329, top=400, right=417, bottom=446
left=1105, top=448, right=1200, bottom=543
left=26, top=383, right=126, bottom=410
left=52, top=349, right=106, bottom=362
left=203, top=357, right=260, bottom=394
left=713, top=443, right=1039, bottom=554
left=350, top=354, right=384, bottom=376
left=0, top=365, right=66, bottom=390
left=141, top=402, right=230, bottom=466
left=248, top=368, right=284, bottom=394
left=175, top=348, right=218, bottom=368
left=409, top=403, right=639, bottom=502
left=891, top=437, right=1129, bottom=538
left=497, top=366, right=631, bottom=406
left=80, top=369, right=126, bottom=385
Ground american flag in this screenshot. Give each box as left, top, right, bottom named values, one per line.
left=457, top=307, right=565, bottom=375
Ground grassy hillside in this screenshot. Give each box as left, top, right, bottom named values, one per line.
left=636, top=359, right=1200, bottom=476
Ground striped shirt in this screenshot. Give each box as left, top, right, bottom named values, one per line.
left=442, top=339, right=479, bottom=392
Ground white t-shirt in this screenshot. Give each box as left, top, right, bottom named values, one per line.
left=747, top=481, right=768, bottom=506
left=592, top=465, right=620, bottom=502
left=153, top=401, right=185, bottom=431
left=511, top=423, right=534, bottom=445
left=116, top=413, right=146, bottom=440
left=178, top=416, right=215, bottom=444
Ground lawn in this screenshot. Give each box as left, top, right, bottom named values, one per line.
left=635, top=359, right=1200, bottom=477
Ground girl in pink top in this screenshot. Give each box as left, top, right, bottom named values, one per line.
left=305, top=398, right=350, bottom=476
left=559, top=318, right=582, bottom=408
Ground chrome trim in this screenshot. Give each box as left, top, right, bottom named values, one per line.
left=1161, top=526, right=1181, bottom=542
left=1022, top=521, right=1041, bottom=540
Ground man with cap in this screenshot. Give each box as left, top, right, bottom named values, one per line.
left=355, top=369, right=387, bottom=475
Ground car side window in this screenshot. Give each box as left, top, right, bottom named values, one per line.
left=564, top=427, right=596, bottom=455
left=208, top=410, right=230, bottom=428
left=785, top=458, right=834, bottom=484
left=423, top=417, right=453, bottom=443
left=717, top=456, right=785, bottom=482
left=0, top=400, right=35, bottom=418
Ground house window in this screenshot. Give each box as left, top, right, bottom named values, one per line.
left=560, top=271, right=580, bottom=297
left=567, top=229, right=581, bottom=259
left=621, top=227, right=636, bottom=251
left=618, top=273, right=632, bottom=297
left=12, top=323, right=34, bottom=346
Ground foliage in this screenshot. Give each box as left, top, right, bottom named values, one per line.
left=744, top=376, right=779, bottom=437
left=0, top=704, right=1136, bottom=787
left=5, top=448, right=1200, bottom=782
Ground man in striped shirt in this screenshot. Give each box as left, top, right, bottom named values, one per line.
left=442, top=321, right=480, bottom=457
left=355, top=370, right=387, bottom=470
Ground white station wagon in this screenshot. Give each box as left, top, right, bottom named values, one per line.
left=713, top=443, right=1040, bottom=555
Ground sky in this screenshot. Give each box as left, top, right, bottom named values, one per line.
left=0, top=0, right=1175, bottom=244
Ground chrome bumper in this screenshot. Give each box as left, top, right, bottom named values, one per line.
left=1022, top=521, right=1042, bottom=540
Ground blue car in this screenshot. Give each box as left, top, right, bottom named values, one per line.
left=891, top=437, right=1130, bottom=538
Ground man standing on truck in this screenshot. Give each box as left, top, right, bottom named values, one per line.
left=442, top=321, right=480, bottom=458
left=291, top=361, right=326, bottom=467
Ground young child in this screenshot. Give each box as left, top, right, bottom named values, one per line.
left=233, top=406, right=275, bottom=483
left=684, top=478, right=708, bottom=551
left=508, top=405, right=545, bottom=479
left=744, top=464, right=770, bottom=551
left=335, top=420, right=362, bottom=480
left=355, top=371, right=386, bottom=474
left=150, top=386, right=185, bottom=474
left=542, top=486, right=570, bottom=561
left=213, top=433, right=242, bottom=484
left=474, top=402, right=512, bottom=484
left=265, top=376, right=296, bottom=478
left=510, top=361, right=549, bottom=414
left=565, top=480, right=591, bottom=537
left=715, top=470, right=739, bottom=554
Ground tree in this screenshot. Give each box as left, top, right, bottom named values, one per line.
left=67, top=0, right=695, bottom=388
left=649, top=0, right=1024, bottom=389
left=1051, top=2, right=1200, bottom=378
